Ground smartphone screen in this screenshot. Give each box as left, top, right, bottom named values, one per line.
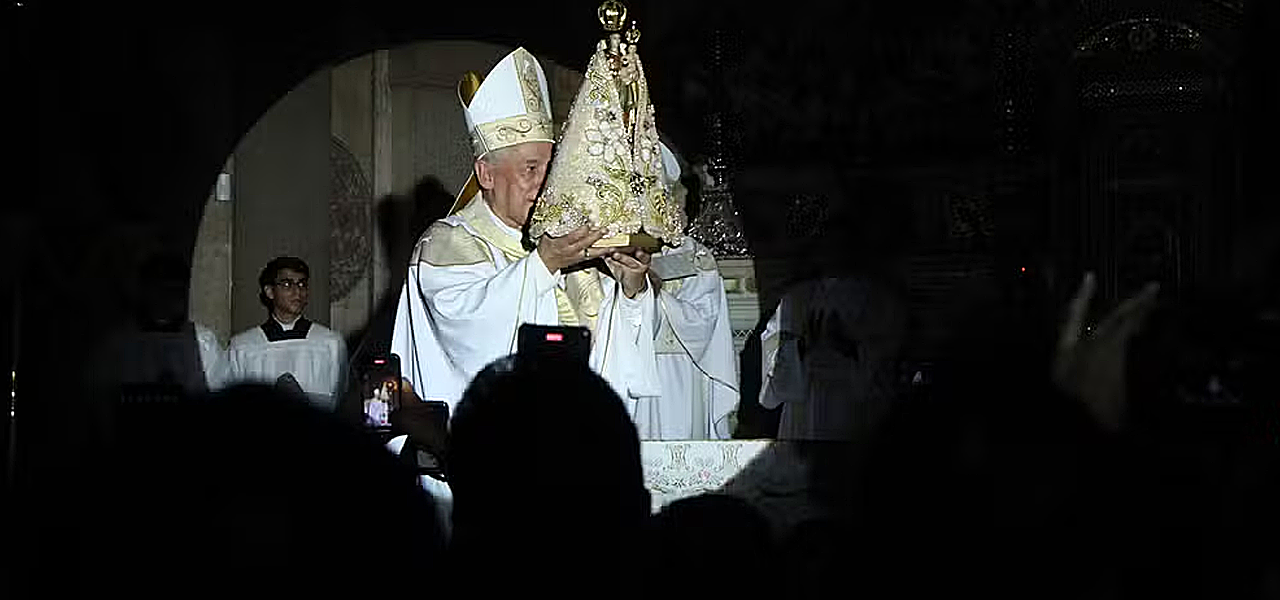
left=517, top=324, right=591, bottom=363
left=358, top=355, right=402, bottom=430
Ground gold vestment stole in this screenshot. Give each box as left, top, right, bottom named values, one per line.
left=458, top=199, right=604, bottom=332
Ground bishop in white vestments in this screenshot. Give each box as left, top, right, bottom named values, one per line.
left=226, top=256, right=348, bottom=411
left=642, top=144, right=739, bottom=439
left=390, top=47, right=661, bottom=418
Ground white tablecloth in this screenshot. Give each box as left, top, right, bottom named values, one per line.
left=640, top=440, right=771, bottom=513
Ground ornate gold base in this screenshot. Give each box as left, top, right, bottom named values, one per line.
left=592, top=232, right=663, bottom=252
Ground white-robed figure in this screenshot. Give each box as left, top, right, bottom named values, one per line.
left=90, top=252, right=230, bottom=395
left=642, top=143, right=738, bottom=439
left=390, top=47, right=661, bottom=419
left=227, top=256, right=348, bottom=411
left=759, top=276, right=906, bottom=441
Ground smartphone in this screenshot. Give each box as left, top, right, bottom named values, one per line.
left=517, top=324, right=591, bottom=363
left=357, top=354, right=402, bottom=430
left=392, top=399, right=450, bottom=478
left=410, top=403, right=449, bottom=478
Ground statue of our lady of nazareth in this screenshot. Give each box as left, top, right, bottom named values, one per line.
left=528, top=0, right=687, bottom=252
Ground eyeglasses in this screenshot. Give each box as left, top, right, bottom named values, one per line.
left=274, top=278, right=308, bottom=290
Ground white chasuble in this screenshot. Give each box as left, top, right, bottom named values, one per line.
left=645, top=236, right=739, bottom=440
left=226, top=319, right=348, bottom=412
left=390, top=196, right=661, bottom=418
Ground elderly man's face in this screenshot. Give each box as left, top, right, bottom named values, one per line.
left=476, top=141, right=553, bottom=229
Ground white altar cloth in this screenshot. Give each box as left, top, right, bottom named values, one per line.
left=640, top=440, right=771, bottom=513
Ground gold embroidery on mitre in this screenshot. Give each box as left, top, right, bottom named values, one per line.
left=466, top=48, right=555, bottom=158
left=513, top=49, right=550, bottom=124
left=470, top=114, right=554, bottom=157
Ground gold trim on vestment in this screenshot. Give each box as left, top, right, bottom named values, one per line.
left=414, top=221, right=492, bottom=268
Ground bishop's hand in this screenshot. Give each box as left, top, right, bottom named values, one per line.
left=606, top=249, right=652, bottom=299
left=536, top=226, right=609, bottom=273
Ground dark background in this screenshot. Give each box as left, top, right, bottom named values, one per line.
left=1, top=0, right=1273, bottom=570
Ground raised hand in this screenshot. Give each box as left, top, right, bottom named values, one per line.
left=1053, top=272, right=1160, bottom=431
left=536, top=226, right=609, bottom=274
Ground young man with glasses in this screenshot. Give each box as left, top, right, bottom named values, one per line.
left=226, top=256, right=348, bottom=411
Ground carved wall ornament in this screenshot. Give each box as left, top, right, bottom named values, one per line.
left=328, top=136, right=373, bottom=302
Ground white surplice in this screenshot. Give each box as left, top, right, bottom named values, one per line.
left=226, top=318, right=348, bottom=411
left=195, top=323, right=229, bottom=391
left=390, top=195, right=661, bottom=421
left=643, top=236, right=738, bottom=439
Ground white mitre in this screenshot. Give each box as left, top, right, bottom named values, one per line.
left=450, top=46, right=555, bottom=214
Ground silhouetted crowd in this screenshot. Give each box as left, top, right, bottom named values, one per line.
left=15, top=261, right=1280, bottom=599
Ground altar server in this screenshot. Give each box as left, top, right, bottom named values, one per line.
left=227, top=256, right=348, bottom=411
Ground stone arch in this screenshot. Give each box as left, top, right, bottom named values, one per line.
left=1053, top=6, right=1245, bottom=302
left=189, top=39, right=587, bottom=344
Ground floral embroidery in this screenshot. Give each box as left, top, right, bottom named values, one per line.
left=641, top=441, right=770, bottom=513
left=529, top=38, right=685, bottom=245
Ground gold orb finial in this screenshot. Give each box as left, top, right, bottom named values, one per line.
left=599, top=0, right=627, bottom=32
